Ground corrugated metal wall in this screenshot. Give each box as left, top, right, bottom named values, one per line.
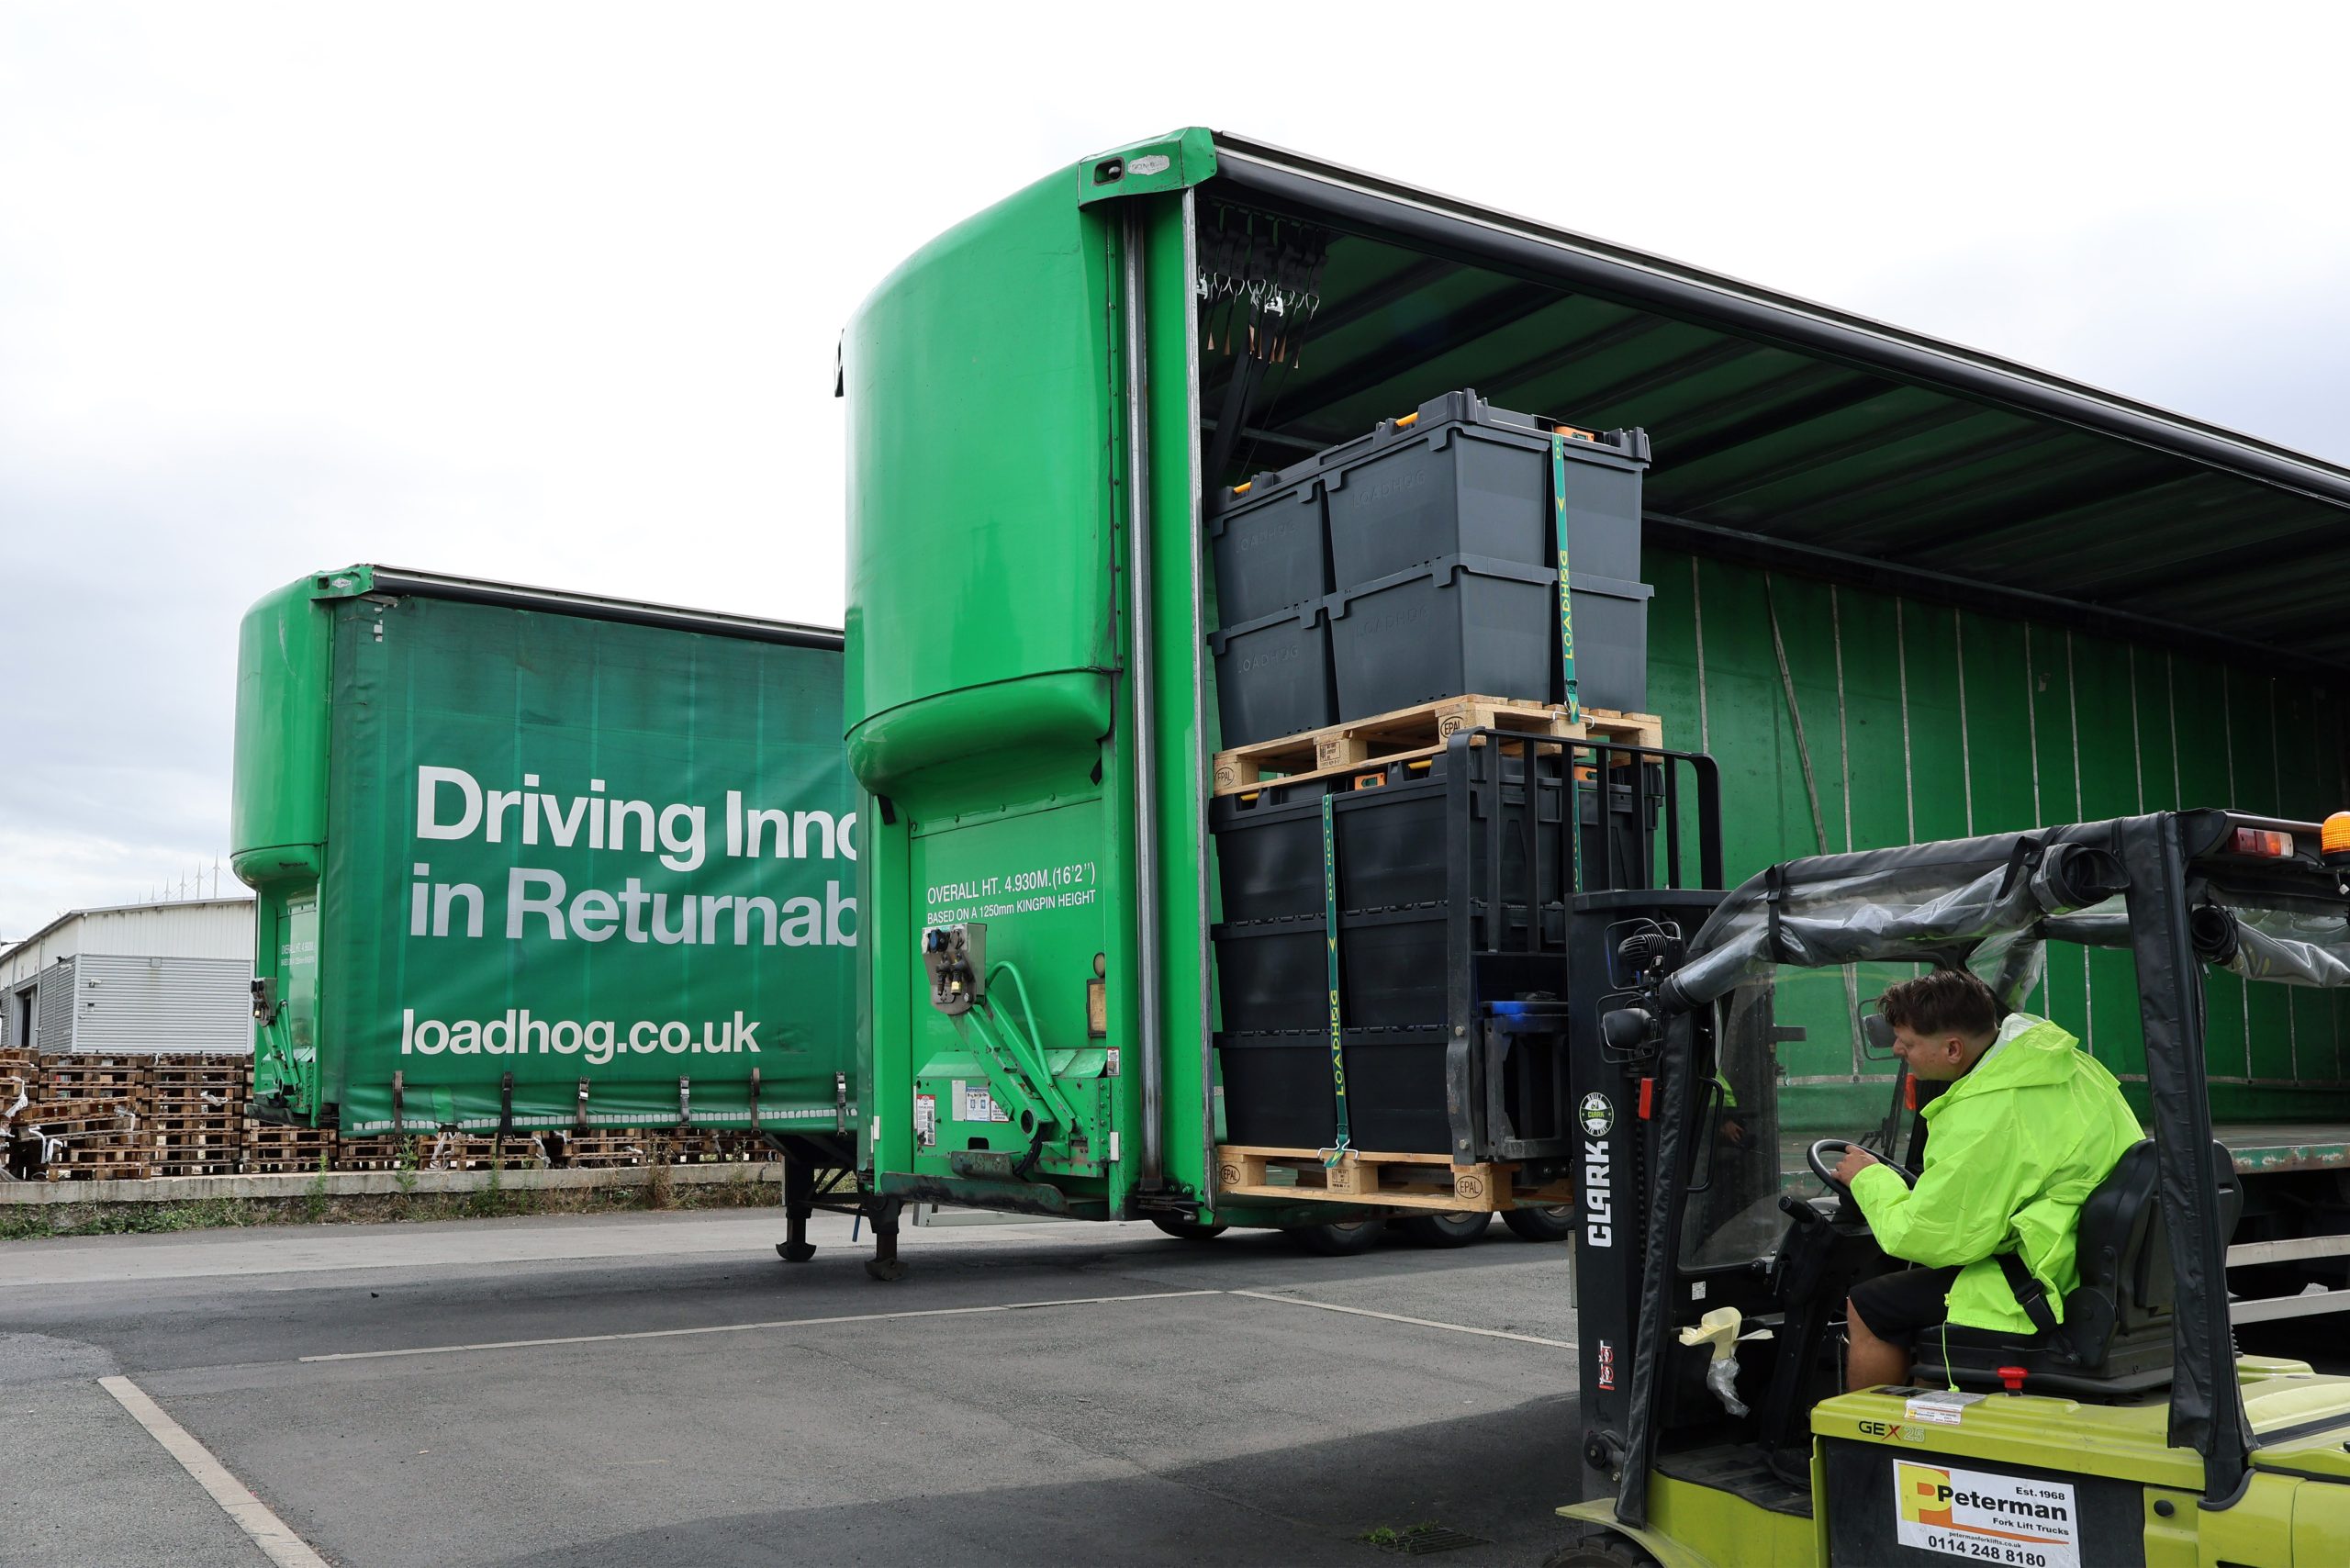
left=1645, top=546, right=2350, bottom=1127
left=35, top=958, right=77, bottom=1052
left=0, top=899, right=252, bottom=989
left=72, top=955, right=252, bottom=1054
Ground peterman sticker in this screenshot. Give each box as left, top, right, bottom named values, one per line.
left=1895, top=1461, right=2077, bottom=1568
left=1578, top=1092, right=1615, bottom=1138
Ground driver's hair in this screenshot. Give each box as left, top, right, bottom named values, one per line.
left=1878, top=969, right=2003, bottom=1041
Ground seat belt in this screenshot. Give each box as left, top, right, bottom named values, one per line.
left=1994, top=1251, right=2064, bottom=1337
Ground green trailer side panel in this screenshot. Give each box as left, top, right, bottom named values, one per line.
left=844, top=168, right=1119, bottom=746
left=231, top=574, right=344, bottom=1114
left=231, top=574, right=341, bottom=871
left=845, top=166, right=1167, bottom=1216
left=249, top=590, right=858, bottom=1135
left=1645, top=544, right=2350, bottom=1128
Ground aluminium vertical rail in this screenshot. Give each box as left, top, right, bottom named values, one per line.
left=1121, top=204, right=1166, bottom=1191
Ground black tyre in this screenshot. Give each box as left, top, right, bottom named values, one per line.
left=1287, top=1218, right=1383, bottom=1256
left=1148, top=1215, right=1229, bottom=1242
left=1503, top=1204, right=1579, bottom=1242
left=1541, top=1537, right=1660, bottom=1568
left=1399, top=1210, right=1493, bottom=1248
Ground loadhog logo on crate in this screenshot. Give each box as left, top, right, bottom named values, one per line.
left=1894, top=1460, right=2079, bottom=1568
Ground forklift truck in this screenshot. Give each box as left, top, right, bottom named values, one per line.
left=1555, top=808, right=2350, bottom=1566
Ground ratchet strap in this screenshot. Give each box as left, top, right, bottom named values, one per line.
left=1321, top=792, right=1351, bottom=1163
left=1552, top=430, right=1579, bottom=726
left=1556, top=430, right=1587, bottom=898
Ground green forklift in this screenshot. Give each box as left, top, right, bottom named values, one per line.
left=1555, top=807, right=2350, bottom=1565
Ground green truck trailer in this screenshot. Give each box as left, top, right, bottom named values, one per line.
left=231, top=566, right=875, bottom=1254
left=843, top=129, right=2350, bottom=1264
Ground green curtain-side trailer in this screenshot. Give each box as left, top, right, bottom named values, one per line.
left=844, top=131, right=2350, bottom=1226
left=230, top=566, right=859, bottom=1140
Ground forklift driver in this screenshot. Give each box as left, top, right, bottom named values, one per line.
left=1830, top=970, right=2142, bottom=1391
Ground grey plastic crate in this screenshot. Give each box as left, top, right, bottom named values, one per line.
left=1208, top=465, right=1329, bottom=625
left=1207, top=599, right=1335, bottom=748
left=1327, top=554, right=1557, bottom=720
left=1320, top=388, right=1649, bottom=585
left=1567, top=571, right=1655, bottom=714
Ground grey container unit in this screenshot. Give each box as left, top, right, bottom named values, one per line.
left=1310, top=387, right=1654, bottom=713
left=1327, top=554, right=1559, bottom=720
left=1208, top=460, right=1331, bottom=625
left=1207, top=599, right=1337, bottom=747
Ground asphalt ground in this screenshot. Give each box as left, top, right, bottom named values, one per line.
left=0, top=1210, right=1589, bottom=1567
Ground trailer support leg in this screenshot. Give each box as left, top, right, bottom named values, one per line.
left=777, top=1150, right=817, bottom=1263
left=864, top=1196, right=907, bottom=1282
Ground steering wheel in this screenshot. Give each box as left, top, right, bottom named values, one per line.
left=1807, top=1137, right=1919, bottom=1195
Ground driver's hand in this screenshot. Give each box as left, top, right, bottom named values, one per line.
left=1832, top=1146, right=1882, bottom=1186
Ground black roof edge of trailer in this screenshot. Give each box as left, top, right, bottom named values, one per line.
left=1205, top=135, right=2350, bottom=514
left=357, top=566, right=844, bottom=651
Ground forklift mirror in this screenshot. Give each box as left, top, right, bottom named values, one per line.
left=1860, top=1010, right=1897, bottom=1061
left=1601, top=1006, right=1657, bottom=1055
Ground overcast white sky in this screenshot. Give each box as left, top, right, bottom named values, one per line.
left=4, top=1, right=2346, bottom=938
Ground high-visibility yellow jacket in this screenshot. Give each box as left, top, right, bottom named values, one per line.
left=1852, top=1014, right=2143, bottom=1335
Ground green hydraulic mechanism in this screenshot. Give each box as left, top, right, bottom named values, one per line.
left=920, top=924, right=1079, bottom=1161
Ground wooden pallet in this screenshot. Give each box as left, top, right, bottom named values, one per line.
left=26, top=1112, right=141, bottom=1137
left=244, top=1126, right=335, bottom=1175
left=1214, top=1144, right=1575, bottom=1214
left=423, top=1133, right=550, bottom=1170
left=558, top=1132, right=648, bottom=1169
left=39, top=1058, right=151, bottom=1094
left=42, top=1132, right=156, bottom=1181
left=47, top=1160, right=154, bottom=1181
left=154, top=1159, right=242, bottom=1178
left=334, top=1134, right=422, bottom=1171
left=1212, top=696, right=1663, bottom=796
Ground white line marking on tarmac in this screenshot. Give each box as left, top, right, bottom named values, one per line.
left=1227, top=1289, right=1577, bottom=1349
left=100, top=1374, right=331, bottom=1568
left=299, top=1289, right=1225, bottom=1362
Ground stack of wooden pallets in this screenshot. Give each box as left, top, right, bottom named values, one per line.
left=23, top=1054, right=153, bottom=1181
left=241, top=1122, right=337, bottom=1175
left=148, top=1054, right=251, bottom=1177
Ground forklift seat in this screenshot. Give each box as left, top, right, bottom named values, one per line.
left=1911, top=1139, right=2241, bottom=1398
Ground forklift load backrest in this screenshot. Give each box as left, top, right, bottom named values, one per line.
left=2070, top=1138, right=2242, bottom=1350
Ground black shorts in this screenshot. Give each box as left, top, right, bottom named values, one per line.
left=1848, top=1265, right=1964, bottom=1349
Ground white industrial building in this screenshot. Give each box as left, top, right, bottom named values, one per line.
left=0, top=897, right=254, bottom=1055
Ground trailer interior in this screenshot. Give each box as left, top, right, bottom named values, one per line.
left=1163, top=132, right=2350, bottom=1226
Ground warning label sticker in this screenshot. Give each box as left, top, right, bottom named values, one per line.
left=1895, top=1460, right=2078, bottom=1567
left=914, top=1094, right=936, bottom=1148
left=960, top=1084, right=1008, bottom=1123
left=1904, top=1391, right=1986, bottom=1426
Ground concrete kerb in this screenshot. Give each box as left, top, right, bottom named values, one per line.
left=0, top=1163, right=785, bottom=1205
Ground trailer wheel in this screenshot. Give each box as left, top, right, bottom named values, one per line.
left=1503, top=1204, right=1578, bottom=1242
left=1148, top=1215, right=1229, bottom=1242
left=1287, top=1219, right=1383, bottom=1256
left=1399, top=1210, right=1492, bottom=1248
